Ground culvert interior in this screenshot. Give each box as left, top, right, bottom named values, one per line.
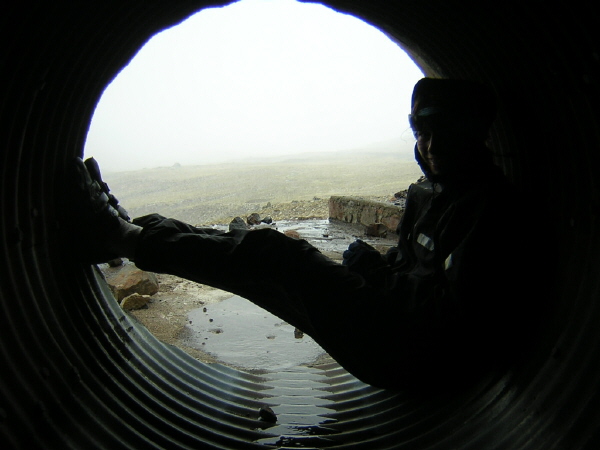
left=1, top=1, right=600, bottom=449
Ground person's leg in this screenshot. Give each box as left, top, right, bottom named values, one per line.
left=131, top=213, right=337, bottom=339
left=130, top=213, right=408, bottom=388
left=67, top=157, right=408, bottom=389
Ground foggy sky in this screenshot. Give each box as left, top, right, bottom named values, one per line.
left=83, top=0, right=424, bottom=173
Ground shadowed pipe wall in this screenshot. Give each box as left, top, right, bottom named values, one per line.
left=1, top=1, right=599, bottom=449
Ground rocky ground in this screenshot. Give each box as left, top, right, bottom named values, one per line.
left=125, top=271, right=233, bottom=365
left=100, top=151, right=422, bottom=227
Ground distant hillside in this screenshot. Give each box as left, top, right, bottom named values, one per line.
left=219, top=135, right=416, bottom=165
left=102, top=149, right=422, bottom=225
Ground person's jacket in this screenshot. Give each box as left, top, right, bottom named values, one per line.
left=344, top=145, right=545, bottom=386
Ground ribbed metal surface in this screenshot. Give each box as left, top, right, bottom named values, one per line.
left=2, top=1, right=600, bottom=449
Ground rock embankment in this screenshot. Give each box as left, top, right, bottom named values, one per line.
left=211, top=192, right=408, bottom=237
left=328, top=191, right=407, bottom=238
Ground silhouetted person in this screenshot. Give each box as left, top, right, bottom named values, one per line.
left=66, top=78, right=539, bottom=390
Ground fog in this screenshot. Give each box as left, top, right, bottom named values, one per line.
left=84, top=0, right=423, bottom=173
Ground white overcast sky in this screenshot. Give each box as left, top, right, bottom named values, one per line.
left=84, top=0, right=423, bottom=172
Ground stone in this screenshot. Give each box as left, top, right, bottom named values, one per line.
left=229, top=216, right=249, bottom=231
left=120, top=293, right=151, bottom=311
left=247, top=213, right=261, bottom=225
left=103, top=264, right=159, bottom=301
left=366, top=223, right=388, bottom=238
left=107, top=257, right=124, bottom=267
left=328, top=195, right=404, bottom=236
left=259, top=405, right=277, bottom=423
left=392, top=190, right=409, bottom=207
left=284, top=230, right=300, bottom=239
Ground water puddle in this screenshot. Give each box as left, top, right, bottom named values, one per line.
left=181, top=295, right=326, bottom=372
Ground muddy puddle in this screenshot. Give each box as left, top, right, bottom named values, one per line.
left=180, top=295, right=325, bottom=372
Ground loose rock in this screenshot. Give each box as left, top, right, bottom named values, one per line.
left=229, top=217, right=249, bottom=231
left=120, top=293, right=151, bottom=311
left=247, top=213, right=261, bottom=225
left=284, top=230, right=300, bottom=239
left=365, top=223, right=388, bottom=238
left=107, top=258, right=124, bottom=267
left=259, top=405, right=277, bottom=423
left=103, top=264, right=159, bottom=301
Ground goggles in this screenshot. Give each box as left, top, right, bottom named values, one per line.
left=408, top=107, right=482, bottom=136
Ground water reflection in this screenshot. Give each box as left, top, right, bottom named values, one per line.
left=182, top=295, right=326, bottom=371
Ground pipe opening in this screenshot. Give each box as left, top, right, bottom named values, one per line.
left=3, top=1, right=600, bottom=449
left=82, top=0, right=424, bottom=374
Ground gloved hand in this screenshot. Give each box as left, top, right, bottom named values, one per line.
left=342, top=239, right=385, bottom=273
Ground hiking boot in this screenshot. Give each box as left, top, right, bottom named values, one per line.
left=84, top=157, right=131, bottom=222
left=64, top=157, right=123, bottom=264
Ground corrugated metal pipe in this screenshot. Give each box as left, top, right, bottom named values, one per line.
left=1, top=1, right=600, bottom=448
